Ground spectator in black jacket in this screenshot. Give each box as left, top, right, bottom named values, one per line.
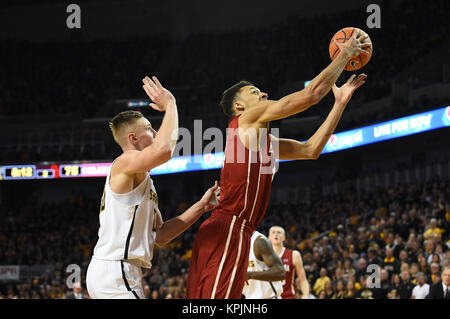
left=383, top=248, right=401, bottom=280
left=398, top=271, right=415, bottom=299
left=426, top=266, right=450, bottom=299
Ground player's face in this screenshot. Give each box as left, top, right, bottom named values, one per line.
left=236, top=86, right=268, bottom=111
left=268, top=227, right=285, bottom=245
left=134, top=118, right=156, bottom=150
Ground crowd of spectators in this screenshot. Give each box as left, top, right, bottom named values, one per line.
left=0, top=165, right=448, bottom=298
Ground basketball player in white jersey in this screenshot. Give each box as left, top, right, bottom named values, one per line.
left=268, top=226, right=310, bottom=299
left=86, top=76, right=219, bottom=299
left=242, top=231, right=285, bottom=299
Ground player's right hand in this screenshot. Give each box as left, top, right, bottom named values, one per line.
left=199, top=181, right=220, bottom=212
left=142, top=76, right=176, bottom=111
left=334, top=29, right=371, bottom=59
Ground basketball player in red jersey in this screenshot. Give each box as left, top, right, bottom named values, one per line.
left=268, top=226, right=310, bottom=299
left=185, top=31, right=370, bottom=299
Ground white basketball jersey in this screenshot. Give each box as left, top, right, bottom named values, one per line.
left=242, top=231, right=283, bottom=299
left=92, top=164, right=158, bottom=269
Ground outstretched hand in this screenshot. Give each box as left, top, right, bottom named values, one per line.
left=142, top=76, right=176, bottom=112
left=199, top=181, right=220, bottom=212
left=334, top=29, right=372, bottom=59
left=332, top=73, right=367, bottom=105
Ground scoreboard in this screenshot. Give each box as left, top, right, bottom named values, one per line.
left=0, top=163, right=112, bottom=180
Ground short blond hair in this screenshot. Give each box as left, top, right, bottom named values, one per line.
left=109, top=110, right=143, bottom=145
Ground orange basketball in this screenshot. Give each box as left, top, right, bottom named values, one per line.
left=329, top=27, right=373, bottom=71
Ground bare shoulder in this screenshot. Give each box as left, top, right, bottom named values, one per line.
left=109, top=152, right=139, bottom=193
left=292, top=250, right=303, bottom=263
left=111, top=150, right=140, bottom=174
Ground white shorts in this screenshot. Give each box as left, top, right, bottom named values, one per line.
left=86, top=257, right=144, bottom=299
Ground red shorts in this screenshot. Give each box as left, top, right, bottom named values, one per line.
left=186, top=212, right=255, bottom=299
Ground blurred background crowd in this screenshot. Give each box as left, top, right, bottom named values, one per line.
left=0, top=160, right=448, bottom=299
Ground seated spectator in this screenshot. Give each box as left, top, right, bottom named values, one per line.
left=426, top=265, right=450, bottom=299
left=312, top=267, right=331, bottom=297
left=344, top=280, right=357, bottom=299
left=383, top=248, right=401, bottom=279
left=323, top=280, right=334, bottom=299
left=356, top=275, right=374, bottom=299
left=354, top=258, right=368, bottom=283
left=343, top=259, right=356, bottom=281
left=429, top=262, right=441, bottom=284
left=424, top=218, right=444, bottom=242
left=331, top=280, right=346, bottom=299
left=398, top=271, right=415, bottom=299
left=411, top=273, right=430, bottom=299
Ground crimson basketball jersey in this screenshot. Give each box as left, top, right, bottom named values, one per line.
left=280, top=248, right=296, bottom=299
left=213, top=115, right=277, bottom=228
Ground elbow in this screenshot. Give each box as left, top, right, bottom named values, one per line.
left=155, top=235, right=170, bottom=247
left=309, top=92, right=321, bottom=106
left=305, top=86, right=322, bottom=106
left=305, top=143, right=320, bottom=160
left=310, top=152, right=321, bottom=160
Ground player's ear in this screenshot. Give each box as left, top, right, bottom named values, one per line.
left=233, top=100, right=245, bottom=113
left=128, top=132, right=138, bottom=145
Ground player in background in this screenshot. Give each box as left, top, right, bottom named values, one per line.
left=268, top=226, right=310, bottom=299
left=186, top=30, right=370, bottom=299
left=242, top=231, right=285, bottom=299
left=86, top=76, right=219, bottom=299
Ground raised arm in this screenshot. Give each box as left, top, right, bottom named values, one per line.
left=118, top=76, right=179, bottom=174
left=246, top=236, right=286, bottom=282
left=155, top=182, right=219, bottom=246
left=242, top=31, right=371, bottom=123
left=272, top=73, right=367, bottom=160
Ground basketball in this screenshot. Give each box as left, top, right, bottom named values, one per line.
left=329, top=27, right=373, bottom=71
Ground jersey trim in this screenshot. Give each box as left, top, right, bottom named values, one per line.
left=248, top=151, right=262, bottom=223
left=211, top=215, right=237, bottom=299
left=120, top=261, right=140, bottom=299
left=225, top=219, right=246, bottom=298
left=269, top=281, right=279, bottom=299
left=124, top=204, right=139, bottom=260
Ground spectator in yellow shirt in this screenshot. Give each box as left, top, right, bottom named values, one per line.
left=313, top=267, right=331, bottom=296
left=423, top=218, right=444, bottom=241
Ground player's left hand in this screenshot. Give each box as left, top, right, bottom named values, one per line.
left=199, top=181, right=220, bottom=212
left=332, top=73, right=367, bottom=105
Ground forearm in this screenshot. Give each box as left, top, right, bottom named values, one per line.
left=306, top=101, right=346, bottom=158
left=152, top=102, right=179, bottom=154
left=298, top=279, right=310, bottom=297
left=305, top=51, right=351, bottom=101
left=155, top=201, right=204, bottom=246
